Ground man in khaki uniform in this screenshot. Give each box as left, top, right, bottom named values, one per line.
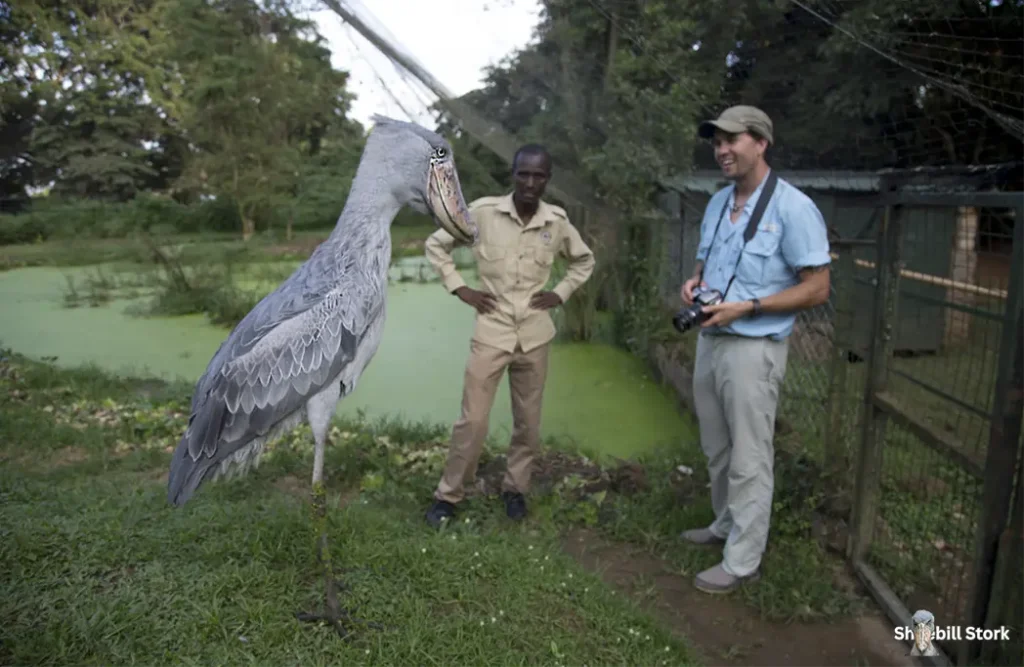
left=424, top=144, right=595, bottom=526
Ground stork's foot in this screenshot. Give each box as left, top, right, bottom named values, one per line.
left=295, top=572, right=352, bottom=639
left=297, top=483, right=383, bottom=639
left=295, top=571, right=385, bottom=639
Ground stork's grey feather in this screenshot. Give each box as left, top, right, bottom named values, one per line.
left=166, top=115, right=475, bottom=507
left=166, top=241, right=381, bottom=505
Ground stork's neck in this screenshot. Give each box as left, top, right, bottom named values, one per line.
left=324, top=162, right=401, bottom=267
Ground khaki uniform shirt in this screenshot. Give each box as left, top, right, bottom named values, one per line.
left=424, top=192, right=596, bottom=353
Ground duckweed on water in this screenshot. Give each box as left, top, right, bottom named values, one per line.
left=0, top=261, right=694, bottom=461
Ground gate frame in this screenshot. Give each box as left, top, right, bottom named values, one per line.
left=843, top=185, right=1024, bottom=666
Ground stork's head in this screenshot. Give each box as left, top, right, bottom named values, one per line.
left=912, top=609, right=935, bottom=653
left=369, top=115, right=477, bottom=245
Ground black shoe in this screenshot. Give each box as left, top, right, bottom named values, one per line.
left=425, top=500, right=457, bottom=528
left=502, top=491, right=527, bottom=520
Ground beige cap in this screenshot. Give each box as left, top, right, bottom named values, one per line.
left=698, top=105, right=774, bottom=145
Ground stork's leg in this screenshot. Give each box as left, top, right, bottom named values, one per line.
left=295, top=384, right=351, bottom=638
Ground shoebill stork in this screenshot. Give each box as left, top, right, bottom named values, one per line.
left=165, top=116, right=477, bottom=634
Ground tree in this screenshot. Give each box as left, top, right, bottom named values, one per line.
left=436, top=0, right=1023, bottom=186
left=166, top=0, right=358, bottom=239
left=433, top=0, right=718, bottom=212
left=1, top=1, right=183, bottom=202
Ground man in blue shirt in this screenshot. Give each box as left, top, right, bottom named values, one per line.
left=679, top=105, right=831, bottom=594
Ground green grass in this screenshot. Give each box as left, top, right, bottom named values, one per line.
left=0, top=341, right=874, bottom=664
left=592, top=446, right=864, bottom=623
left=0, top=349, right=695, bottom=666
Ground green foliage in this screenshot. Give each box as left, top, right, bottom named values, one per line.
left=3, top=0, right=1022, bottom=241
left=0, top=194, right=239, bottom=245
left=131, top=255, right=266, bottom=328
left=615, top=224, right=671, bottom=355
left=166, top=0, right=362, bottom=238
left=1, top=0, right=366, bottom=238
left=287, top=124, right=367, bottom=230
left=2, top=1, right=183, bottom=201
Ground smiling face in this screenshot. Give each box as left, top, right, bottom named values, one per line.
left=712, top=129, right=769, bottom=181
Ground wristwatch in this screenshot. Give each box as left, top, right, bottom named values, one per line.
left=750, top=298, right=762, bottom=317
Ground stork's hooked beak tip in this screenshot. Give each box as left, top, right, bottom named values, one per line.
left=427, top=157, right=477, bottom=245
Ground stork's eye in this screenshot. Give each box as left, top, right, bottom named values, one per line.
left=433, top=147, right=447, bottom=159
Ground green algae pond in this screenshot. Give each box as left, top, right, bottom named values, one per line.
left=0, top=260, right=693, bottom=460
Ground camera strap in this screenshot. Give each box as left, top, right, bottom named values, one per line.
left=699, top=169, right=779, bottom=300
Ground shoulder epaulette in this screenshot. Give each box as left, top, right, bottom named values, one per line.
left=547, top=203, right=568, bottom=220
left=468, top=196, right=503, bottom=210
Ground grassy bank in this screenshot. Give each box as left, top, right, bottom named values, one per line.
left=0, top=350, right=696, bottom=666
left=1, top=346, right=870, bottom=665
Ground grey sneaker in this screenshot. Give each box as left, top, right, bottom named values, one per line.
left=694, top=563, right=760, bottom=594
left=680, top=527, right=726, bottom=546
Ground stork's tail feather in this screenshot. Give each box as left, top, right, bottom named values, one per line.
left=167, top=433, right=217, bottom=507
left=167, top=394, right=228, bottom=507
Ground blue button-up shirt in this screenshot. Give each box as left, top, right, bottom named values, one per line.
left=695, top=171, right=832, bottom=340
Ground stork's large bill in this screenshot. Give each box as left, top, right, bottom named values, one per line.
left=428, top=158, right=477, bottom=245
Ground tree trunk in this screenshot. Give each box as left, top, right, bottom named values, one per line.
left=605, top=9, right=618, bottom=90
left=242, top=216, right=255, bottom=242
left=239, top=201, right=255, bottom=241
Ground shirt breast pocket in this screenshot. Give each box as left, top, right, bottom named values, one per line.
left=526, top=226, right=558, bottom=278
left=475, top=244, right=507, bottom=280
left=737, top=226, right=782, bottom=285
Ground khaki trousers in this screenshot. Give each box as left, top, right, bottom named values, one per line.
left=434, top=339, right=550, bottom=504
left=693, top=331, right=789, bottom=578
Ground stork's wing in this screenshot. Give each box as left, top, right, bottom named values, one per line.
left=188, top=292, right=362, bottom=457
left=187, top=249, right=361, bottom=414
left=167, top=268, right=377, bottom=506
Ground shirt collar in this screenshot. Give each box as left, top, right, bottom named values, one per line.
left=729, top=168, right=772, bottom=213
left=497, top=192, right=553, bottom=230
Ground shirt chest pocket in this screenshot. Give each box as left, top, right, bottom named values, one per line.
left=525, top=246, right=555, bottom=282
left=519, top=229, right=558, bottom=281
left=475, top=244, right=508, bottom=281
left=737, top=226, right=782, bottom=285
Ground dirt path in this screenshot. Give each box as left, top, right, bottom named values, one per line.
left=562, top=528, right=914, bottom=666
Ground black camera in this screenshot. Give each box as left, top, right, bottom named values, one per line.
left=672, top=286, right=724, bottom=333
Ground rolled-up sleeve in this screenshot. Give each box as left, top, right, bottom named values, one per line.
left=424, top=228, right=467, bottom=293
left=781, top=194, right=832, bottom=271
left=552, top=221, right=595, bottom=303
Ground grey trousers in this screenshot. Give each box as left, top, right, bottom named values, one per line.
left=692, top=331, right=789, bottom=577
